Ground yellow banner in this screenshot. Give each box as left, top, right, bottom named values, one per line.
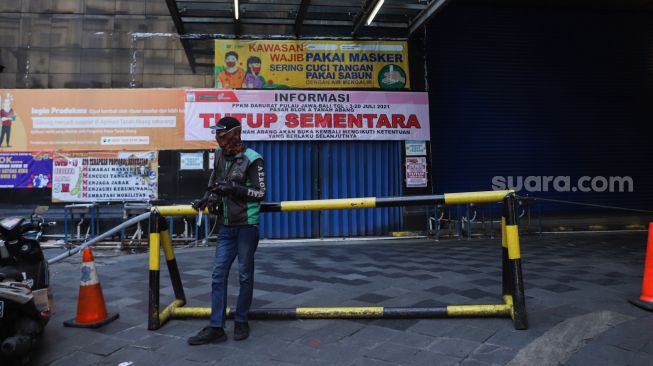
left=214, top=40, right=410, bottom=89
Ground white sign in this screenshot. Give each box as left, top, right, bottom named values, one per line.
left=406, top=157, right=427, bottom=187
left=405, top=140, right=427, bottom=156
left=185, top=90, right=430, bottom=141
left=208, top=151, right=215, bottom=170
left=180, top=152, right=204, bottom=170
left=52, top=151, right=158, bottom=202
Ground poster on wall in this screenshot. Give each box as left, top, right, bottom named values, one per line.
left=0, top=89, right=195, bottom=152
left=405, top=141, right=427, bottom=156
left=180, top=152, right=204, bottom=170
left=214, top=39, right=410, bottom=89
left=52, top=151, right=158, bottom=202
left=0, top=152, right=53, bottom=188
left=185, top=90, right=430, bottom=141
left=406, top=157, right=428, bottom=187
left=208, top=151, right=215, bottom=170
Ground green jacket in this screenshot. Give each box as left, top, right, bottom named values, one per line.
left=206, top=147, right=265, bottom=226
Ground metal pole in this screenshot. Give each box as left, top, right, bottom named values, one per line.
left=148, top=211, right=161, bottom=330
left=466, top=204, right=471, bottom=239
left=503, top=193, right=528, bottom=330
left=170, top=304, right=512, bottom=320
left=158, top=215, right=186, bottom=306
left=48, top=212, right=152, bottom=264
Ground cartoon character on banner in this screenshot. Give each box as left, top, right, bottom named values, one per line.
left=0, top=93, right=16, bottom=148
left=216, top=51, right=245, bottom=89
left=32, top=174, right=50, bottom=188
left=242, top=56, right=266, bottom=89
left=39, top=174, right=49, bottom=188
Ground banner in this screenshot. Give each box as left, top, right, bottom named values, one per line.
left=52, top=151, right=158, bottom=202
left=0, top=152, right=53, bottom=188
left=406, top=157, right=428, bottom=188
left=185, top=90, right=430, bottom=141
left=214, top=40, right=410, bottom=89
left=0, top=89, right=194, bottom=151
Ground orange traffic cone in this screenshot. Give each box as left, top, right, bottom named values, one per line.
left=630, top=223, right=653, bottom=311
left=63, top=248, right=119, bottom=328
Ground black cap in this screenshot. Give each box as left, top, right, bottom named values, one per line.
left=210, top=116, right=240, bottom=132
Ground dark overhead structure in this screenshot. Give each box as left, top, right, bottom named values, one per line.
left=165, top=0, right=451, bottom=72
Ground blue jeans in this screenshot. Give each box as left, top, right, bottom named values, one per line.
left=209, top=225, right=259, bottom=328
left=0, top=125, right=10, bottom=146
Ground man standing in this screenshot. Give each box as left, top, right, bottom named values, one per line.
left=188, top=116, right=266, bottom=345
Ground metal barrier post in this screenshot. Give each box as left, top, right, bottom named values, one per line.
left=456, top=205, right=462, bottom=239
left=503, top=193, right=528, bottom=329
left=64, top=206, right=69, bottom=244
left=148, top=211, right=161, bottom=330
left=91, top=205, right=96, bottom=238
left=501, top=209, right=511, bottom=299
left=156, top=215, right=187, bottom=327
left=159, top=215, right=186, bottom=305
left=434, top=205, right=440, bottom=241
left=167, top=217, right=174, bottom=241
left=466, top=204, right=472, bottom=239
left=204, top=215, right=210, bottom=243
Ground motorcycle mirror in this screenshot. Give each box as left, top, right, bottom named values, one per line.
left=33, top=206, right=49, bottom=215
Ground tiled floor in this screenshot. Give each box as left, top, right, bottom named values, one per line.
left=23, top=231, right=653, bottom=365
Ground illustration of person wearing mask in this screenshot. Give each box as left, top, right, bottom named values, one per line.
left=32, top=174, right=41, bottom=188
left=216, top=51, right=245, bottom=89
left=242, top=56, right=266, bottom=89
left=39, top=174, right=49, bottom=188
left=0, top=93, right=16, bottom=148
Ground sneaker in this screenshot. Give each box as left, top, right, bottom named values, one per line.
left=234, top=321, right=250, bottom=341
left=187, top=326, right=227, bottom=345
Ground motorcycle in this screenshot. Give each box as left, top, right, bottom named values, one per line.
left=0, top=206, right=54, bottom=362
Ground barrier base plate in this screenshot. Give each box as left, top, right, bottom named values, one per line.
left=628, top=298, right=653, bottom=312
left=63, top=313, right=119, bottom=328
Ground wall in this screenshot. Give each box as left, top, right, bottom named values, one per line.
left=0, top=0, right=213, bottom=89
left=426, top=0, right=653, bottom=211
left=0, top=1, right=424, bottom=237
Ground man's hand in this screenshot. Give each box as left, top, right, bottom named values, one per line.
left=206, top=194, right=222, bottom=215
left=210, top=181, right=237, bottom=196
left=191, top=197, right=208, bottom=211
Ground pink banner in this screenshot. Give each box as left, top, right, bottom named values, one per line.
left=184, top=90, right=430, bottom=141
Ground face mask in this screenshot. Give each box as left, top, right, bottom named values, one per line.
left=217, top=129, right=243, bottom=156
left=251, top=67, right=261, bottom=74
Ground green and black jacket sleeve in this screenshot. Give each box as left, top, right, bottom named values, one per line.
left=232, top=158, right=265, bottom=202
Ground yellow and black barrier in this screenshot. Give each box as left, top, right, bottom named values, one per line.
left=165, top=304, right=512, bottom=319
left=147, top=190, right=528, bottom=330
left=148, top=215, right=187, bottom=330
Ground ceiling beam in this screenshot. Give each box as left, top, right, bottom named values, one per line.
left=183, top=17, right=294, bottom=24
left=182, top=16, right=407, bottom=28
left=408, top=0, right=451, bottom=35
left=294, top=0, right=311, bottom=37
left=165, top=0, right=197, bottom=73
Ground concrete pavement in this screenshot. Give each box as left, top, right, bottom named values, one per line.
left=22, top=232, right=653, bottom=365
